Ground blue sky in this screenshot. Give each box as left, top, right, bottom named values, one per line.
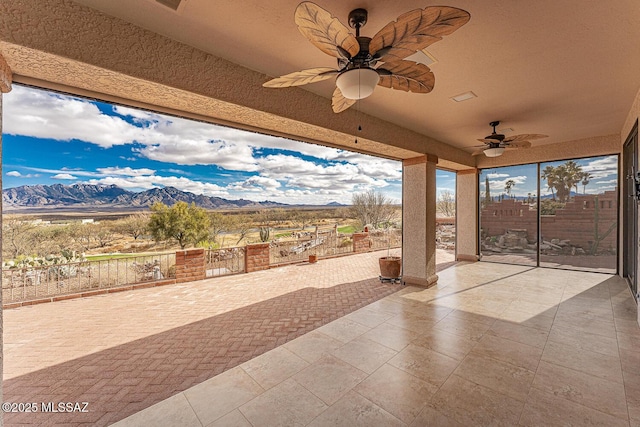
left=479, top=155, right=618, bottom=198
left=2, top=85, right=427, bottom=205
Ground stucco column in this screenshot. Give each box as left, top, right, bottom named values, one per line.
left=0, top=50, right=12, bottom=424
left=402, top=155, right=438, bottom=287
left=456, top=169, right=479, bottom=261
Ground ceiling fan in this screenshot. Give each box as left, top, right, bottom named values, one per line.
left=263, top=2, right=470, bottom=113
left=473, top=121, right=549, bottom=157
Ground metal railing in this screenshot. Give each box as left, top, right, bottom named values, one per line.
left=205, top=247, right=245, bottom=277
left=270, top=229, right=402, bottom=265
left=369, top=229, right=402, bottom=251
left=2, top=252, right=175, bottom=304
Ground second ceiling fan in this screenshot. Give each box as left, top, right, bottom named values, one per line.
left=473, top=121, right=549, bottom=157
left=263, top=2, right=470, bottom=113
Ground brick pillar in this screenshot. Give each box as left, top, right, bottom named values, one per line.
left=245, top=243, right=270, bottom=272
left=174, top=249, right=206, bottom=283
left=352, top=232, right=371, bottom=253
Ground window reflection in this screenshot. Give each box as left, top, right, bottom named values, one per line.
left=479, top=164, right=538, bottom=266
left=539, top=156, right=617, bottom=273
left=478, top=155, right=618, bottom=273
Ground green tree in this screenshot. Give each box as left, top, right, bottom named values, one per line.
left=542, top=161, right=585, bottom=202
left=505, top=180, right=516, bottom=198
left=541, top=165, right=557, bottom=201
left=581, top=172, right=592, bottom=194
left=117, top=213, right=149, bottom=240
left=148, top=201, right=210, bottom=249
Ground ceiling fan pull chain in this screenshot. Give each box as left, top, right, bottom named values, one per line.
left=355, top=97, right=361, bottom=144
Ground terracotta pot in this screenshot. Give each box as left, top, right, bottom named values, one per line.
left=379, top=256, right=401, bottom=278
left=308, top=254, right=318, bottom=263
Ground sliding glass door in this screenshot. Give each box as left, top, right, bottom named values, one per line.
left=479, top=155, right=618, bottom=273
left=539, top=156, right=617, bottom=273
left=479, top=164, right=538, bottom=266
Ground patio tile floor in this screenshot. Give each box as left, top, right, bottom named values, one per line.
left=6, top=250, right=639, bottom=427
left=3, top=248, right=411, bottom=426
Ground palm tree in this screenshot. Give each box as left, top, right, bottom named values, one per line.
left=505, top=179, right=516, bottom=198
left=541, top=165, right=557, bottom=200
left=564, top=160, right=583, bottom=199
left=581, top=172, right=592, bottom=194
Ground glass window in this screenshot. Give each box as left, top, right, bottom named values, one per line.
left=539, top=156, right=618, bottom=273
left=479, top=164, right=538, bottom=266
left=479, top=155, right=618, bottom=273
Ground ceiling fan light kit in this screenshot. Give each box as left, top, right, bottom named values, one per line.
left=335, top=68, right=380, bottom=100
left=263, top=2, right=471, bottom=113
left=483, top=147, right=506, bottom=157
left=473, top=121, right=549, bottom=157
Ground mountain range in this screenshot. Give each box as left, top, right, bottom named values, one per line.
left=2, top=183, right=291, bottom=210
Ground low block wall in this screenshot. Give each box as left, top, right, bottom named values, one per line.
left=245, top=243, right=270, bottom=272
left=175, top=249, right=206, bottom=283
left=353, top=232, right=372, bottom=253
left=480, top=191, right=617, bottom=249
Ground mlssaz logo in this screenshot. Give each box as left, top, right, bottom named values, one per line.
left=41, top=402, right=89, bottom=413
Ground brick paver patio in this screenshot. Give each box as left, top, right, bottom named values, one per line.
left=3, top=249, right=454, bottom=426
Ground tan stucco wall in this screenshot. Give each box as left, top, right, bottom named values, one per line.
left=622, top=87, right=640, bottom=143
left=402, top=156, right=438, bottom=287
left=476, top=134, right=620, bottom=169
left=0, top=0, right=476, bottom=167
left=456, top=170, right=478, bottom=261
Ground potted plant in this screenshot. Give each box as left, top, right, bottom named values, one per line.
left=379, top=223, right=401, bottom=280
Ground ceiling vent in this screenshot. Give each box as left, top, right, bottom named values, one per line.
left=155, top=0, right=182, bottom=11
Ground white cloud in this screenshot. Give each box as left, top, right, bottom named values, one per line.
left=7, top=171, right=22, bottom=177
left=230, top=176, right=281, bottom=192
left=96, top=167, right=156, bottom=176
left=52, top=173, right=77, bottom=180
left=488, top=176, right=528, bottom=191
left=582, top=156, right=618, bottom=179
left=5, top=86, right=405, bottom=204
left=134, top=139, right=259, bottom=171
left=487, top=173, right=510, bottom=179
left=86, top=175, right=229, bottom=197
left=4, top=86, right=145, bottom=148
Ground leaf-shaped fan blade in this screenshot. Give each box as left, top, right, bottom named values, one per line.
left=295, top=2, right=360, bottom=59
left=506, top=140, right=532, bottom=149
left=472, top=149, right=485, bottom=156
left=477, top=138, right=503, bottom=144
left=503, top=134, right=548, bottom=143
left=263, top=68, right=338, bottom=88
left=370, top=6, right=470, bottom=62
left=377, top=61, right=435, bottom=93
left=332, top=87, right=356, bottom=113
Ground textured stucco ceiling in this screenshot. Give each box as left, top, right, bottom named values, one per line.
left=71, top=0, right=640, bottom=152
left=1, top=0, right=638, bottom=168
